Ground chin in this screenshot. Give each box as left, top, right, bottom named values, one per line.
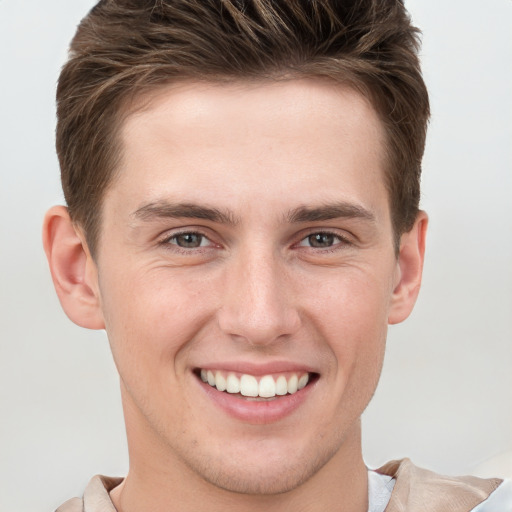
left=176, top=435, right=339, bottom=496
left=193, top=458, right=320, bottom=495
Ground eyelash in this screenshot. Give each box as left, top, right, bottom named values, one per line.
left=158, top=230, right=215, bottom=253
left=158, top=229, right=351, bottom=254
left=296, top=230, right=351, bottom=251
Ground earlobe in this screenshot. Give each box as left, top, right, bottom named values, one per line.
left=42, top=206, right=105, bottom=330
left=388, top=211, right=428, bottom=325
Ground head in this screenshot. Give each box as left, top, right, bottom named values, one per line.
left=57, top=0, right=429, bottom=257
left=44, top=0, right=429, bottom=505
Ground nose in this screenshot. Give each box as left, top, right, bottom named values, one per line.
left=217, top=247, right=301, bottom=346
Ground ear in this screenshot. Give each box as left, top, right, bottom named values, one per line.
left=388, top=211, right=428, bottom=325
left=42, top=206, right=105, bottom=329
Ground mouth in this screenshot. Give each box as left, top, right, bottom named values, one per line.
left=195, top=369, right=317, bottom=400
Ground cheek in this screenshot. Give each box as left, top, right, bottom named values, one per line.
left=305, top=267, right=392, bottom=339
left=98, top=268, right=217, bottom=380
left=304, top=269, right=390, bottom=394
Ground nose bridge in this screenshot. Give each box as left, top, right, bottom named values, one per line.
left=218, top=244, right=300, bottom=345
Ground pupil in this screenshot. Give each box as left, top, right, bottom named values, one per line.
left=177, top=233, right=201, bottom=248
left=310, top=233, right=334, bottom=247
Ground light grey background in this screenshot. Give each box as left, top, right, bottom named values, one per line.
left=0, top=1, right=511, bottom=510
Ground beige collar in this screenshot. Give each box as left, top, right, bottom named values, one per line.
left=378, top=458, right=502, bottom=512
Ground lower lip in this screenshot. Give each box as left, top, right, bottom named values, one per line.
left=197, top=376, right=316, bottom=424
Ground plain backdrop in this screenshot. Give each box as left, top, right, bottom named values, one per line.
left=0, top=1, right=511, bottom=510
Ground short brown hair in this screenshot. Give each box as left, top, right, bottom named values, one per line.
left=57, top=0, right=429, bottom=256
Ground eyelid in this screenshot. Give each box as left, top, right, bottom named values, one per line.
left=172, top=233, right=211, bottom=247
left=156, top=226, right=352, bottom=251
left=158, top=228, right=217, bottom=248
left=295, top=229, right=352, bottom=248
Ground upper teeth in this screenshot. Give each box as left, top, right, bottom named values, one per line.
left=200, top=370, right=309, bottom=398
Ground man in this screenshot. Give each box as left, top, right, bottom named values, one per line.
left=42, top=1, right=511, bottom=510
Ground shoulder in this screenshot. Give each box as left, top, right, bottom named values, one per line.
left=377, top=458, right=512, bottom=512
left=55, top=475, right=123, bottom=512
left=55, top=497, right=82, bottom=512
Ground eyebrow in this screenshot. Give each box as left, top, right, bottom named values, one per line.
left=132, top=200, right=375, bottom=226
left=132, top=201, right=240, bottom=225
left=286, top=202, right=376, bottom=224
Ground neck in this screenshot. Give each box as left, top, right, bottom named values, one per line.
left=111, top=389, right=368, bottom=512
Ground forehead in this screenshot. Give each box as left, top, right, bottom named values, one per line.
left=110, top=79, right=389, bottom=223
left=124, top=78, right=383, bottom=151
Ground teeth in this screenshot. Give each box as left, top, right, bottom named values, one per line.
left=298, top=374, right=309, bottom=390
left=200, top=370, right=310, bottom=398
left=226, top=373, right=240, bottom=394
left=258, top=375, right=276, bottom=398
left=240, top=374, right=259, bottom=397
left=288, top=374, right=298, bottom=394
left=275, top=375, right=288, bottom=396
left=215, top=372, right=227, bottom=392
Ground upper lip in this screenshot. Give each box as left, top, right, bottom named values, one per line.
left=193, top=360, right=318, bottom=376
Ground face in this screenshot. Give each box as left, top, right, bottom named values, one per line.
left=94, top=79, right=404, bottom=494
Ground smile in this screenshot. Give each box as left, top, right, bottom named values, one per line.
left=199, top=369, right=310, bottom=399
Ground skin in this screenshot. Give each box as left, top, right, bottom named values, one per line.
left=43, top=79, right=427, bottom=512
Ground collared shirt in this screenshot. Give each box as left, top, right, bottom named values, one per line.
left=55, top=458, right=512, bottom=512
left=376, top=459, right=512, bottom=512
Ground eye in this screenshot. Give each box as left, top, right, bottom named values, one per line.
left=298, top=232, right=345, bottom=249
left=167, top=232, right=212, bottom=249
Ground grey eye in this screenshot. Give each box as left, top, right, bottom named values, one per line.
left=306, top=233, right=336, bottom=248
left=172, top=233, right=205, bottom=248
